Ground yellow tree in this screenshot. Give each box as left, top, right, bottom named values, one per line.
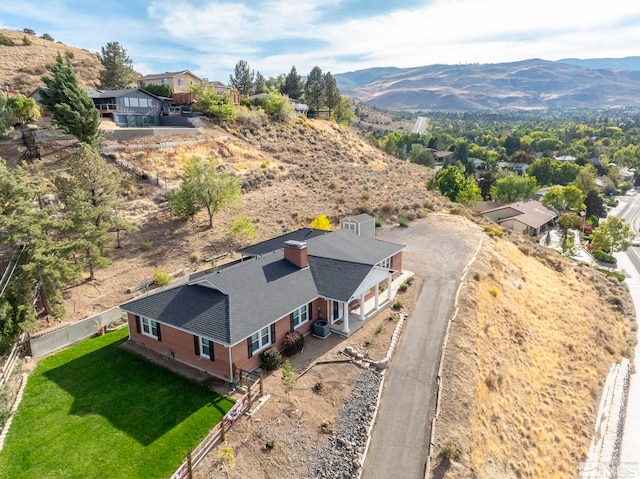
left=311, top=214, right=331, bottom=230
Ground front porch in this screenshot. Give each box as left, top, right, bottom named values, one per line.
left=329, top=270, right=414, bottom=337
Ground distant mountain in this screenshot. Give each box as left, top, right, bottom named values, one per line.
left=334, top=58, right=640, bottom=112
left=558, top=56, right=640, bottom=71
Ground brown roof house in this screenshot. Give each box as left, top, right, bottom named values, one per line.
left=477, top=199, right=557, bottom=236
left=120, top=223, right=405, bottom=383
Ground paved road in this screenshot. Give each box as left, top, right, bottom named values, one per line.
left=362, top=216, right=481, bottom=479
left=613, top=192, right=640, bottom=469
left=412, top=116, right=428, bottom=134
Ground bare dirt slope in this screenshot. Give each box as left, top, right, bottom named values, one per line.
left=0, top=28, right=102, bottom=93
left=432, top=232, right=636, bottom=478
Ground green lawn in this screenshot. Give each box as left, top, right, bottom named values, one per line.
left=0, top=327, right=234, bottom=479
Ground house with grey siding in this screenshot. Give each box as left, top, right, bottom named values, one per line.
left=87, top=88, right=169, bottom=127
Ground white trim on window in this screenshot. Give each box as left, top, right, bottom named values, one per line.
left=200, top=337, right=211, bottom=359
left=291, top=304, right=309, bottom=329
left=377, top=257, right=392, bottom=269
left=249, top=326, right=271, bottom=354
left=141, top=317, right=159, bottom=339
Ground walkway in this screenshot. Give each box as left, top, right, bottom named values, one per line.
left=362, top=217, right=482, bottom=479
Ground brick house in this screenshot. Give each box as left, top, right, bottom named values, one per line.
left=120, top=224, right=404, bottom=382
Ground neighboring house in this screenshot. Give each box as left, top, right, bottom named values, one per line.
left=137, top=70, right=205, bottom=94
left=120, top=222, right=405, bottom=382
left=476, top=199, right=557, bottom=236
left=1, top=86, right=19, bottom=96
left=210, top=81, right=241, bottom=106
left=87, top=88, right=169, bottom=127
left=554, top=155, right=577, bottom=163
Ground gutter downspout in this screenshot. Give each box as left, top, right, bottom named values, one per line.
left=228, top=347, right=234, bottom=383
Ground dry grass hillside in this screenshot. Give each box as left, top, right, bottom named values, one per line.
left=433, top=232, right=636, bottom=478
left=0, top=28, right=102, bottom=93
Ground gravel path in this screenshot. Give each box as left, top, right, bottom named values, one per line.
left=307, top=368, right=382, bottom=479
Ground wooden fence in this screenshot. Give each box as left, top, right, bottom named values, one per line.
left=0, top=332, right=27, bottom=389
left=169, top=370, right=264, bottom=479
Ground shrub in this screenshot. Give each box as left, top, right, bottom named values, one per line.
left=392, top=301, right=404, bottom=310
left=41, top=33, right=54, bottom=41
left=321, top=418, right=330, bottom=429
left=282, top=330, right=304, bottom=356
left=593, top=249, right=616, bottom=264
left=0, top=389, right=10, bottom=429
left=397, top=216, right=410, bottom=227
left=265, top=440, right=275, bottom=449
left=375, top=216, right=384, bottom=227
left=314, top=381, right=324, bottom=393
left=140, top=240, right=153, bottom=251
left=399, top=283, right=408, bottom=292
left=0, top=33, right=15, bottom=46
left=260, top=347, right=282, bottom=371
left=489, top=288, right=499, bottom=297
left=364, top=338, right=373, bottom=347
left=153, top=268, right=172, bottom=286
left=375, top=326, right=384, bottom=335
left=22, top=35, right=32, bottom=46
left=441, top=439, right=459, bottom=462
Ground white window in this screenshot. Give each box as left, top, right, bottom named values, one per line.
left=178, top=78, right=184, bottom=86
left=139, top=98, right=148, bottom=108
left=161, top=78, right=168, bottom=84
left=200, top=337, right=211, bottom=358
left=344, top=222, right=357, bottom=233
left=250, top=326, right=271, bottom=353
left=130, top=97, right=139, bottom=107
left=377, top=257, right=392, bottom=269
left=141, top=317, right=159, bottom=339
left=123, top=97, right=130, bottom=107
left=291, top=304, right=309, bottom=328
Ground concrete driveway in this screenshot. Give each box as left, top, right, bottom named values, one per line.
left=362, top=215, right=482, bottom=479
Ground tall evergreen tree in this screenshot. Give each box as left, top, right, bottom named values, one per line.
left=281, top=66, right=304, bottom=99
left=305, top=66, right=325, bottom=112
left=98, top=41, right=135, bottom=90
left=254, top=72, right=266, bottom=94
left=40, top=53, right=100, bottom=147
left=0, top=159, right=82, bottom=328
left=54, top=144, right=134, bottom=280
left=323, top=72, right=341, bottom=113
left=229, top=60, right=254, bottom=95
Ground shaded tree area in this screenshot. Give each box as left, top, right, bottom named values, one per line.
left=98, top=41, right=135, bottom=90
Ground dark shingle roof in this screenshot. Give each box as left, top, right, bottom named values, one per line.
left=122, top=250, right=318, bottom=345
left=86, top=88, right=163, bottom=100
left=308, top=257, right=373, bottom=302
left=237, top=228, right=330, bottom=256
left=307, top=229, right=403, bottom=265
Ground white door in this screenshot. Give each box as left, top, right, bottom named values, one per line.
left=331, top=301, right=343, bottom=323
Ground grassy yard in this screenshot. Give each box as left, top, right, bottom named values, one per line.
left=0, top=327, right=235, bottom=479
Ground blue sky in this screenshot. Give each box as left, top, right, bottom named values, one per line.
left=1, top=1, right=639, bottom=82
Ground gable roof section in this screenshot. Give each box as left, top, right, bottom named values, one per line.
left=86, top=88, right=163, bottom=100
left=237, top=228, right=330, bottom=256
left=308, top=257, right=373, bottom=302
left=307, top=228, right=404, bottom=265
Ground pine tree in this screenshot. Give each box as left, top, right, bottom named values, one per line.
left=98, top=42, right=135, bottom=90
left=323, top=72, right=341, bottom=113
left=281, top=66, right=303, bottom=99
left=254, top=72, right=266, bottom=94
left=304, top=66, right=325, bottom=112
left=229, top=60, right=254, bottom=95
left=0, top=159, right=82, bottom=330
left=40, top=53, right=100, bottom=147
left=54, top=144, right=135, bottom=280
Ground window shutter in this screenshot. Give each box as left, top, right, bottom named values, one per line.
left=193, top=335, right=200, bottom=355
left=156, top=323, right=162, bottom=342
left=308, top=303, right=313, bottom=321
left=270, top=323, right=276, bottom=344
left=290, top=313, right=295, bottom=331
left=247, top=337, right=253, bottom=358
left=208, top=340, right=215, bottom=361
left=135, top=315, right=141, bottom=334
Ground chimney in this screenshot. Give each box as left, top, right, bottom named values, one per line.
left=283, top=240, right=308, bottom=268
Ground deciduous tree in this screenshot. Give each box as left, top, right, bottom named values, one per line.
left=592, top=216, right=634, bottom=253
left=190, top=85, right=236, bottom=121
left=331, top=96, right=355, bottom=126
left=6, top=94, right=40, bottom=124
left=311, top=214, right=331, bottom=230
left=169, top=155, right=241, bottom=229
left=491, top=174, right=537, bottom=203
left=98, top=41, right=135, bottom=90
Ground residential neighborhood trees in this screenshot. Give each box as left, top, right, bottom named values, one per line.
left=6, top=94, right=40, bottom=125
left=98, top=41, right=135, bottom=90
left=40, top=53, right=100, bottom=147
left=230, top=59, right=254, bottom=96
left=281, top=66, right=304, bottom=99
left=190, top=85, right=236, bottom=121
left=591, top=216, right=635, bottom=253
left=169, top=155, right=241, bottom=229
left=491, top=174, right=537, bottom=203
left=305, top=66, right=325, bottom=113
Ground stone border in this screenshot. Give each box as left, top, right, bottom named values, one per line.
left=0, top=373, right=28, bottom=452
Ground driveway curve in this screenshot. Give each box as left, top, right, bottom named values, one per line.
left=362, top=214, right=482, bottom=479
